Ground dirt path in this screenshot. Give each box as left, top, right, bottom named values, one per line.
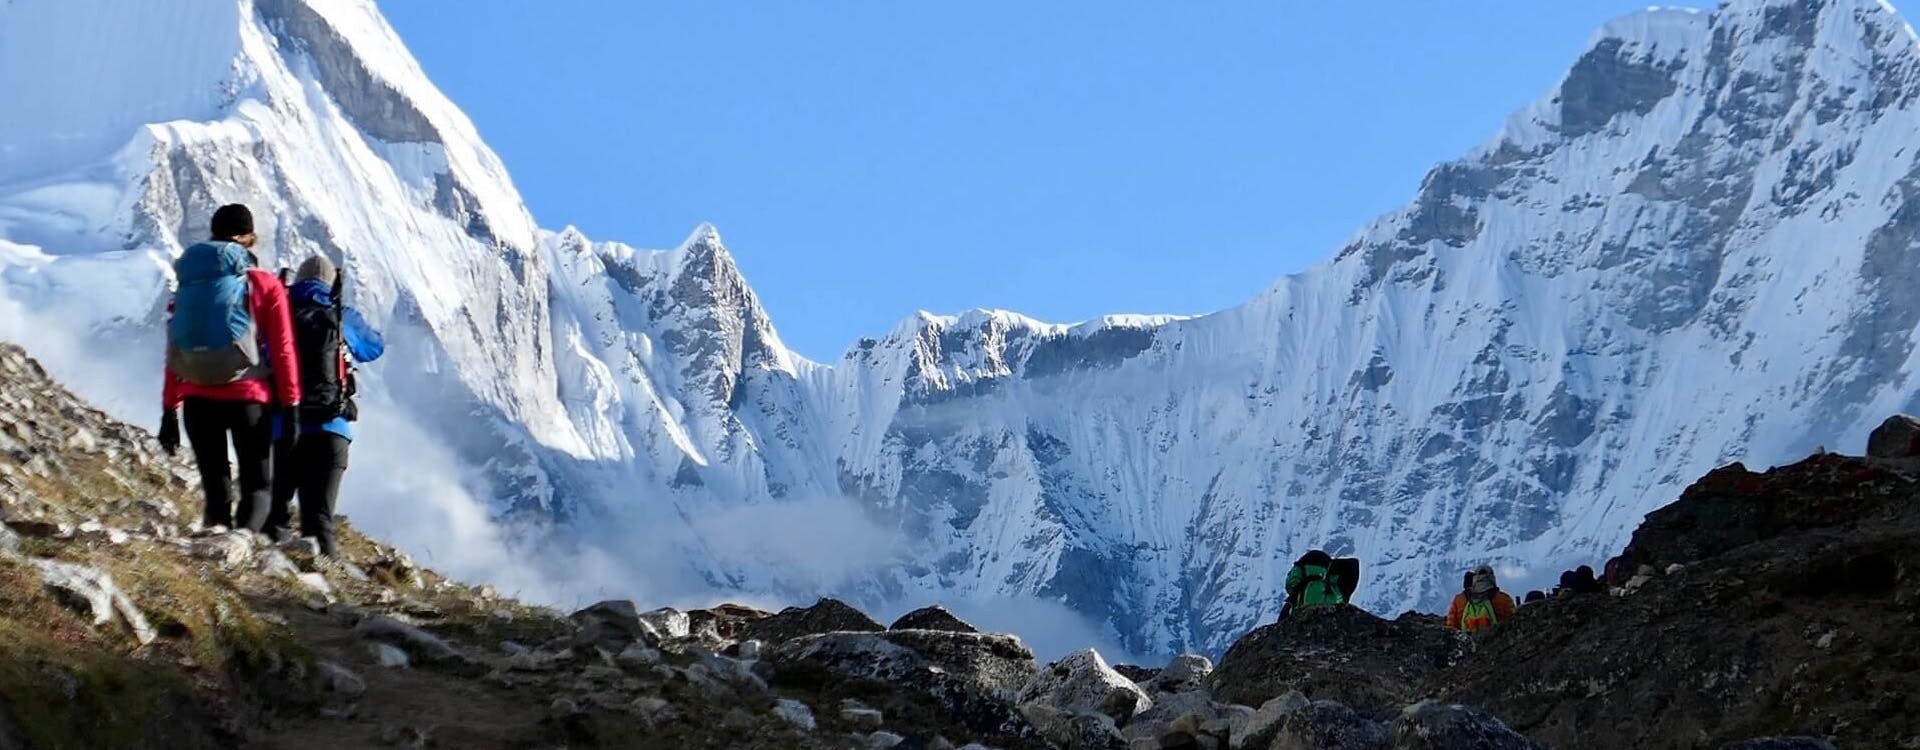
left=253, top=603, right=551, bottom=750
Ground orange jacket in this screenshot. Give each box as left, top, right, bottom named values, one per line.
left=1446, top=591, right=1516, bottom=633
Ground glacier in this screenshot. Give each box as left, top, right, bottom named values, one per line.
left=3, top=0, right=1919, bottom=657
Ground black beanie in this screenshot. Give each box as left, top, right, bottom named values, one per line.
left=210, top=204, right=254, bottom=239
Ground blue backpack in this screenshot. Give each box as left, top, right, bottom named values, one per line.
left=167, top=242, right=261, bottom=385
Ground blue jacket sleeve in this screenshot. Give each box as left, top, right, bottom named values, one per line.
left=342, top=307, right=386, bottom=363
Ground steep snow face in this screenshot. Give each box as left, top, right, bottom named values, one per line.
left=5, top=0, right=1920, bottom=656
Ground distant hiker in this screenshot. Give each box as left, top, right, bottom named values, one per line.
left=1446, top=564, right=1516, bottom=634
left=266, top=254, right=383, bottom=557
left=160, top=204, right=300, bottom=531
left=1523, top=590, right=1546, bottom=605
left=1557, top=564, right=1604, bottom=596
left=1602, top=555, right=1626, bottom=587
left=1280, top=549, right=1347, bottom=620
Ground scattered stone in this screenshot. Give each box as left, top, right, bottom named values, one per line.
left=866, top=731, right=907, bottom=749
left=1270, top=699, right=1389, bottom=750
left=745, top=597, right=884, bottom=643
left=316, top=661, right=367, bottom=699
left=295, top=572, right=333, bottom=598
left=257, top=550, right=300, bottom=579
left=31, top=558, right=156, bottom=645
left=1230, top=691, right=1307, bottom=750
left=773, top=698, right=817, bottom=730
left=378, top=724, right=431, bottom=749
left=776, top=629, right=1041, bottom=740
left=371, top=643, right=411, bottom=669
left=1389, top=701, right=1541, bottom=749
left=0, top=519, right=18, bottom=555
left=842, top=705, right=886, bottom=729
left=890, top=605, right=979, bottom=633
left=191, top=530, right=255, bottom=567
left=615, top=644, right=663, bottom=669
left=1866, top=414, right=1920, bottom=459
left=1720, top=739, right=1840, bottom=750
left=355, top=615, right=464, bottom=665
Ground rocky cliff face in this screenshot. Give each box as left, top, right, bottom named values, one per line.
left=4, top=0, right=1920, bottom=657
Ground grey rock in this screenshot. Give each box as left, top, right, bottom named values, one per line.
left=615, top=644, right=663, bottom=669
left=355, top=615, right=464, bottom=665
left=637, top=606, right=691, bottom=639
left=1019, top=648, right=1152, bottom=724
left=571, top=599, right=663, bottom=650
left=1389, top=701, right=1541, bottom=750
left=371, top=642, right=411, bottom=669
left=867, top=731, right=907, bottom=749
left=1867, top=414, right=1920, bottom=458
left=31, top=558, right=155, bottom=645
left=842, top=706, right=886, bottom=729
left=191, top=530, right=255, bottom=566
left=776, top=629, right=1041, bottom=740
left=1270, top=699, right=1389, bottom=750
left=773, top=698, right=817, bottom=730
left=316, top=661, right=367, bottom=698
left=1123, top=691, right=1224, bottom=744
left=257, top=549, right=301, bottom=579
left=1229, top=692, right=1307, bottom=750
left=890, top=605, right=980, bottom=633
left=0, top=519, right=19, bottom=555
left=745, top=597, right=884, bottom=643
left=295, top=572, right=333, bottom=598
left=1720, top=739, right=1839, bottom=750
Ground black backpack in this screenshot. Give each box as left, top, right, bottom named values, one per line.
left=291, top=273, right=351, bottom=424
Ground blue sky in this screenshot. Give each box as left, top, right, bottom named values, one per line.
left=383, top=1, right=1696, bottom=360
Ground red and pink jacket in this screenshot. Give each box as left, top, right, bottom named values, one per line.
left=163, top=268, right=301, bottom=409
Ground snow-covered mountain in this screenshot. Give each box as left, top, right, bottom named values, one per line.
left=4, top=0, right=1919, bottom=656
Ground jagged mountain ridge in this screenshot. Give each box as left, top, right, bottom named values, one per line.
left=3, top=0, right=1920, bottom=656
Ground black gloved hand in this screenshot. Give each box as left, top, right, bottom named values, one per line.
left=158, top=409, right=180, bottom=455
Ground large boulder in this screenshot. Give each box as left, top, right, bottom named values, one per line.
left=1017, top=648, right=1150, bottom=747
left=688, top=603, right=773, bottom=641
left=745, top=597, right=884, bottom=643
left=1617, top=455, right=1920, bottom=573
left=1141, top=653, right=1213, bottom=694
left=571, top=599, right=664, bottom=650
left=889, top=605, right=979, bottom=633
left=1019, top=648, right=1151, bottom=724
left=1389, top=701, right=1542, bottom=750
left=1210, top=605, right=1468, bottom=711
left=773, top=629, right=1039, bottom=739
left=1866, top=414, right=1920, bottom=459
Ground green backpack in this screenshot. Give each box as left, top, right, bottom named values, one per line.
left=1292, top=564, right=1346, bottom=609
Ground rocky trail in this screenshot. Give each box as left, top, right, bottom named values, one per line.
left=3, top=341, right=1917, bottom=749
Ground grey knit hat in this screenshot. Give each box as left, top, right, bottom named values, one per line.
left=295, top=254, right=337, bottom=287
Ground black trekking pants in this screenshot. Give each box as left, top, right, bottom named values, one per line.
left=291, top=432, right=350, bottom=557
left=266, top=431, right=298, bottom=541
left=181, top=399, right=274, bottom=532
